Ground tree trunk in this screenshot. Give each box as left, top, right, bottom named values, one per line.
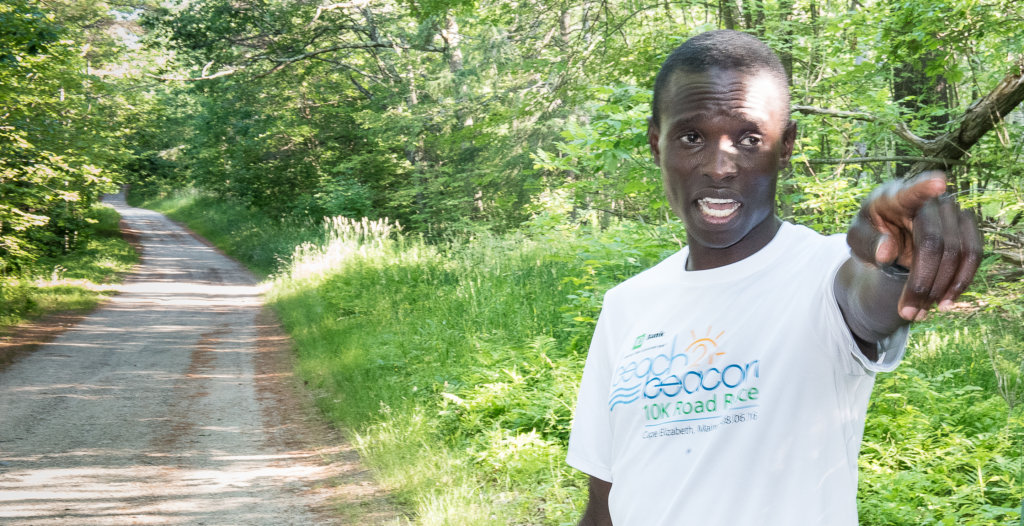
left=892, top=51, right=950, bottom=178
left=747, top=0, right=765, bottom=36
left=720, top=0, right=736, bottom=29
left=440, top=15, right=463, bottom=73
left=777, top=0, right=794, bottom=86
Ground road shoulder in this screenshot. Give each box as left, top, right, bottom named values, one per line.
left=253, top=305, right=408, bottom=524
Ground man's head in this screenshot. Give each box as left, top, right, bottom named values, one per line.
left=647, top=30, right=796, bottom=270
left=651, top=30, right=790, bottom=129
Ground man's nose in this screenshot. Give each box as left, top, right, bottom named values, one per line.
left=705, top=136, right=737, bottom=180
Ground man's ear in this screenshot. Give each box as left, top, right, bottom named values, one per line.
left=648, top=116, right=661, bottom=165
left=780, top=119, right=797, bottom=164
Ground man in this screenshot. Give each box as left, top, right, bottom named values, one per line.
left=567, top=30, right=981, bottom=525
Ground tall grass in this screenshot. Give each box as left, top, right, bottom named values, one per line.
left=144, top=188, right=1024, bottom=525
left=267, top=218, right=624, bottom=523
left=858, top=311, right=1024, bottom=525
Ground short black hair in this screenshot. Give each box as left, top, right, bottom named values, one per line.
left=651, top=30, right=790, bottom=127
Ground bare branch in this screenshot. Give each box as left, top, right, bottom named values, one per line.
left=793, top=105, right=935, bottom=151
left=794, top=57, right=1024, bottom=178
left=307, top=1, right=371, bottom=28
left=269, top=40, right=444, bottom=65
left=907, top=57, right=1024, bottom=175
left=802, top=156, right=964, bottom=165
left=148, top=68, right=239, bottom=82
left=792, top=105, right=874, bottom=120
left=312, top=57, right=385, bottom=84
left=348, top=73, right=373, bottom=100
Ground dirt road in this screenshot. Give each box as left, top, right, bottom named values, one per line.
left=0, top=193, right=401, bottom=525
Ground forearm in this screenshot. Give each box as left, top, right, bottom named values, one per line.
left=835, top=256, right=910, bottom=348
left=578, top=476, right=613, bottom=526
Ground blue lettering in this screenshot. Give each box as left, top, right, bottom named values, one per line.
left=722, top=364, right=745, bottom=388
left=682, top=370, right=702, bottom=394
left=659, top=375, right=683, bottom=397
left=746, top=360, right=760, bottom=379
left=700, top=367, right=722, bottom=390
left=643, top=377, right=662, bottom=399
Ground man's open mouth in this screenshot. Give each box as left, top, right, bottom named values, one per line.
left=697, top=197, right=741, bottom=219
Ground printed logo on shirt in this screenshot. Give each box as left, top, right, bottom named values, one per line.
left=608, top=327, right=761, bottom=436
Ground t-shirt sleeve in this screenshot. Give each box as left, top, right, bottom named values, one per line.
left=565, top=292, right=617, bottom=483
left=822, top=234, right=908, bottom=374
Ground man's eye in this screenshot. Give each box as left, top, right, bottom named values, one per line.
left=679, top=132, right=702, bottom=145
left=739, top=135, right=762, bottom=147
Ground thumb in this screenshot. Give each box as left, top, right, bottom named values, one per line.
left=873, top=233, right=899, bottom=265
left=847, top=209, right=894, bottom=265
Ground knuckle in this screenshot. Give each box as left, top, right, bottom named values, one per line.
left=910, top=282, right=932, bottom=297
left=950, top=280, right=969, bottom=294
left=917, top=233, right=943, bottom=254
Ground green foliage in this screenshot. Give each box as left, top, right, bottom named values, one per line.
left=267, top=228, right=594, bottom=523
left=781, top=170, right=875, bottom=234
left=0, top=203, right=137, bottom=328
left=533, top=84, right=664, bottom=222
left=1, top=0, right=145, bottom=279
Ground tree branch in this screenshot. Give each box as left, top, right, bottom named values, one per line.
left=792, top=104, right=935, bottom=151
left=348, top=73, right=373, bottom=100
left=793, top=57, right=1024, bottom=178
left=908, top=58, right=1024, bottom=175
left=268, top=40, right=445, bottom=65
left=148, top=67, right=239, bottom=82
left=307, top=2, right=371, bottom=28
left=150, top=38, right=445, bottom=82
left=803, top=156, right=964, bottom=165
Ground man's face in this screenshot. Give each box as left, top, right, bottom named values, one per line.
left=648, top=67, right=796, bottom=269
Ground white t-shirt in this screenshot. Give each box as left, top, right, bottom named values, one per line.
left=566, top=222, right=908, bottom=526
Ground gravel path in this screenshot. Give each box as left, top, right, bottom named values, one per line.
left=0, top=193, right=401, bottom=525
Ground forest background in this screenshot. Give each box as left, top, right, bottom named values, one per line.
left=2, top=0, right=1024, bottom=524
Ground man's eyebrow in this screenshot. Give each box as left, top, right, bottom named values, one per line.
left=666, top=114, right=712, bottom=131
left=667, top=112, right=765, bottom=132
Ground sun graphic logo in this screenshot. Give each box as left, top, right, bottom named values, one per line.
left=682, top=327, right=726, bottom=368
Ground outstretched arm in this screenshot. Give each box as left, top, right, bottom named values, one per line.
left=834, top=172, right=983, bottom=358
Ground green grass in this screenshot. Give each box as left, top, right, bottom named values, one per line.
left=857, top=311, right=1024, bottom=525
left=268, top=228, right=602, bottom=524
left=138, top=187, right=1024, bottom=525
left=0, top=203, right=138, bottom=331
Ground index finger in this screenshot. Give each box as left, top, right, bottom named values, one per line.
left=889, top=171, right=948, bottom=213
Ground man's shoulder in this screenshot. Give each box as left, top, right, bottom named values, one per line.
left=796, top=223, right=851, bottom=254
left=603, top=224, right=848, bottom=302
left=605, top=249, right=685, bottom=300
left=775, top=221, right=850, bottom=258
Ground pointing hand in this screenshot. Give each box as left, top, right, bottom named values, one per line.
left=846, top=171, right=983, bottom=321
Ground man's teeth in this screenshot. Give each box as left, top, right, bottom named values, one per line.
left=698, top=198, right=740, bottom=218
